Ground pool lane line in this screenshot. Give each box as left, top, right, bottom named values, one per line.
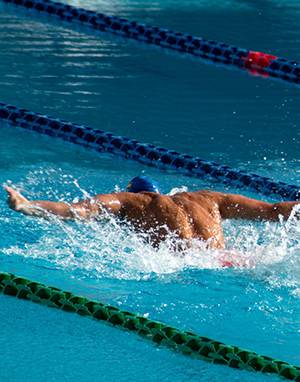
left=0, top=102, right=299, bottom=200
left=1, top=0, right=300, bottom=85
left=0, top=271, right=299, bottom=381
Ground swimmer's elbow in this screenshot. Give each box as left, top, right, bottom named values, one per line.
left=71, top=201, right=100, bottom=220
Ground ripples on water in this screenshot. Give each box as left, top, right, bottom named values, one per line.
left=0, top=1, right=299, bottom=164
left=0, top=0, right=299, bottom=372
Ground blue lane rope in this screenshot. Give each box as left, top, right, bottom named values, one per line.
left=0, top=102, right=299, bottom=200
left=1, top=0, right=300, bottom=85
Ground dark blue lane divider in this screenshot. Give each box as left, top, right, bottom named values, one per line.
left=2, top=0, right=300, bottom=85
left=0, top=102, right=299, bottom=200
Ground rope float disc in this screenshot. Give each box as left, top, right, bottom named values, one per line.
left=1, top=0, right=300, bottom=85
left=0, top=102, right=299, bottom=200
left=0, top=271, right=299, bottom=381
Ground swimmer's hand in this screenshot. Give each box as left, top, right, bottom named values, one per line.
left=4, top=185, right=31, bottom=213
left=4, top=185, right=87, bottom=220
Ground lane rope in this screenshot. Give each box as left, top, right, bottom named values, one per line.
left=0, top=102, right=299, bottom=200
left=1, top=0, right=300, bottom=85
left=0, top=271, right=299, bottom=381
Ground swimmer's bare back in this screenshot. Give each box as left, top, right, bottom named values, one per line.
left=4, top=185, right=299, bottom=249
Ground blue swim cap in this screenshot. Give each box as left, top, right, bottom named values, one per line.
left=126, top=176, right=160, bottom=193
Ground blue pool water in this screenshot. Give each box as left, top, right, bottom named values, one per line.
left=0, top=1, right=299, bottom=381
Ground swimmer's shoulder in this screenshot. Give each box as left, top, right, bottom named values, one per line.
left=171, top=190, right=226, bottom=206
left=116, top=191, right=160, bottom=206
left=170, top=189, right=211, bottom=200
left=138, top=191, right=171, bottom=205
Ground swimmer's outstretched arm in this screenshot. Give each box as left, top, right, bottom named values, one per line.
left=4, top=186, right=122, bottom=220
left=211, top=192, right=300, bottom=221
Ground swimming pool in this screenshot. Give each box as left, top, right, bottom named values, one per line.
left=0, top=0, right=299, bottom=381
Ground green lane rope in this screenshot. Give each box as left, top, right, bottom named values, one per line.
left=0, top=271, right=299, bottom=380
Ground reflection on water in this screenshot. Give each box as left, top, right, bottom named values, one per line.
left=0, top=0, right=299, bottom=165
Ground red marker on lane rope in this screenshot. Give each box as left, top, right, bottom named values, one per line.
left=243, top=51, right=278, bottom=73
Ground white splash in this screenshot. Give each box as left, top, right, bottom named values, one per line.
left=168, top=186, right=188, bottom=196
left=3, top=170, right=300, bottom=296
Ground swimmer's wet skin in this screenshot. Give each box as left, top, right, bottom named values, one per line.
left=4, top=178, right=300, bottom=250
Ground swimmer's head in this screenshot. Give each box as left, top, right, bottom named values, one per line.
left=126, top=176, right=160, bottom=193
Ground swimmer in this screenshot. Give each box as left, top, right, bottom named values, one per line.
left=4, top=176, right=300, bottom=250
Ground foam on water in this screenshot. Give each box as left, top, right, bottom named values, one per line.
left=2, top=170, right=300, bottom=297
